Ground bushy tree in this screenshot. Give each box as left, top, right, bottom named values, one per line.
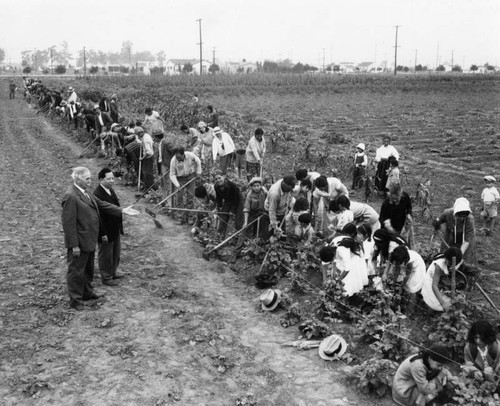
left=55, top=64, right=66, bottom=74
left=209, top=64, right=220, bottom=74
left=263, top=60, right=279, bottom=73
left=470, top=64, right=478, bottom=72
left=89, top=66, right=99, bottom=74
left=436, top=65, right=446, bottom=71
left=182, top=63, right=193, bottom=73
left=452, top=65, right=462, bottom=72
left=22, top=66, right=32, bottom=74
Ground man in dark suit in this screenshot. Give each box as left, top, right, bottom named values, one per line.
left=61, top=166, right=138, bottom=311
left=93, top=168, right=124, bottom=286
left=109, top=94, right=119, bottom=123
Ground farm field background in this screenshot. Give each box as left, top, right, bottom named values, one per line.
left=2, top=73, right=500, bottom=405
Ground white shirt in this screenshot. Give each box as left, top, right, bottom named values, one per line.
left=212, top=132, right=235, bottom=159
left=375, top=145, right=399, bottom=162
left=246, top=136, right=266, bottom=163
left=482, top=186, right=500, bottom=204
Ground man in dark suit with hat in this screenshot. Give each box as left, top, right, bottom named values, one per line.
left=61, top=166, right=138, bottom=310
left=93, top=168, right=125, bottom=286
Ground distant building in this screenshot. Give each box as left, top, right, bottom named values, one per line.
left=357, top=62, right=377, bottom=72
left=338, top=62, right=356, bottom=73
left=164, top=59, right=210, bottom=75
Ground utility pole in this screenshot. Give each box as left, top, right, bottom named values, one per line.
left=322, top=48, right=325, bottom=72
left=436, top=43, right=440, bottom=69
left=197, top=19, right=203, bottom=75
left=414, top=49, right=417, bottom=72
left=34, top=48, right=37, bottom=74
left=83, top=47, right=87, bottom=77
left=393, top=25, right=400, bottom=76
left=212, top=47, right=215, bottom=65
left=451, top=50, right=454, bottom=71
left=50, top=48, right=53, bottom=75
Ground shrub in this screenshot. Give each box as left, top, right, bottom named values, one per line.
left=345, top=357, right=398, bottom=397
left=55, top=65, right=66, bottom=74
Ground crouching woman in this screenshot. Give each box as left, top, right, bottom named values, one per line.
left=392, top=345, right=452, bottom=406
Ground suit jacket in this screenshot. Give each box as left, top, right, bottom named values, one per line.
left=110, top=100, right=119, bottom=123
left=93, top=184, right=123, bottom=242
left=61, top=185, right=122, bottom=252
left=94, top=112, right=113, bottom=134
left=98, top=98, right=110, bottom=113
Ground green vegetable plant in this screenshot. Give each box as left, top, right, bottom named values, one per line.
left=345, top=357, right=398, bottom=398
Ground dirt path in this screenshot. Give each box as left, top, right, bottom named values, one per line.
left=0, top=88, right=392, bottom=405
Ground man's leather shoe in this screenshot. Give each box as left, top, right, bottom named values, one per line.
left=103, top=280, right=119, bottom=286
left=113, top=274, right=125, bottom=280
left=70, top=302, right=85, bottom=311
left=88, top=292, right=105, bottom=300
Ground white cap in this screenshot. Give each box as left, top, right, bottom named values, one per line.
left=356, top=143, right=365, bottom=151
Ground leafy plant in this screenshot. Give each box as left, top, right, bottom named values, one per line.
left=345, top=357, right=398, bottom=397
left=450, top=373, right=500, bottom=406
left=298, top=319, right=330, bottom=339
left=428, top=296, right=472, bottom=362
left=280, top=301, right=302, bottom=328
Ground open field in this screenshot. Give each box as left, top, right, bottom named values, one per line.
left=2, top=74, right=500, bottom=405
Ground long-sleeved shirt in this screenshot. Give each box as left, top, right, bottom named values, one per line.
left=169, top=151, right=202, bottom=188
left=212, top=132, right=235, bottom=160
left=379, top=192, right=412, bottom=233
left=141, top=133, right=154, bottom=158
left=243, top=189, right=267, bottom=214
left=312, top=177, right=349, bottom=200
left=374, top=145, right=399, bottom=162
left=215, top=180, right=241, bottom=210
left=246, top=136, right=266, bottom=163
left=264, top=180, right=292, bottom=225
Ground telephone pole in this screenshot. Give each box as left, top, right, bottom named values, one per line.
left=212, top=47, right=215, bottom=65
left=414, top=49, right=417, bottom=72
left=196, top=19, right=203, bottom=75
left=436, top=43, right=440, bottom=69
left=322, top=48, right=325, bottom=72
left=451, top=50, right=454, bottom=71
left=83, top=47, right=87, bottom=77
left=393, top=25, right=400, bottom=76
left=50, top=48, right=54, bottom=75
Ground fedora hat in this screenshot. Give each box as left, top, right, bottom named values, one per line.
left=484, top=175, right=496, bottom=182
left=318, top=334, right=347, bottom=360
left=213, top=126, right=222, bottom=135
left=260, top=289, right=282, bottom=311
left=68, top=87, right=74, bottom=92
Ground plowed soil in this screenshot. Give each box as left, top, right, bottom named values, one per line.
left=0, top=85, right=389, bottom=406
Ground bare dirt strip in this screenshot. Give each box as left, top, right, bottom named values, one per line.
left=0, top=86, right=392, bottom=405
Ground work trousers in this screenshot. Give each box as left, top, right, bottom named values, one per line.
left=174, top=174, right=196, bottom=222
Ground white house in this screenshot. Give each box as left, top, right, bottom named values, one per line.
left=164, top=59, right=198, bottom=75
left=338, top=62, right=356, bottom=73
left=191, top=60, right=211, bottom=75
left=357, top=62, right=377, bottom=72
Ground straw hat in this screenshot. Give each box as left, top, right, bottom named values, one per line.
left=213, top=126, right=222, bottom=135
left=260, top=289, right=282, bottom=311
left=484, top=175, right=496, bottom=182
left=318, top=334, right=348, bottom=360
left=356, top=143, right=365, bottom=151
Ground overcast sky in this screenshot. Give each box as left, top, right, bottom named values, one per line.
left=1, top=0, right=498, bottom=67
